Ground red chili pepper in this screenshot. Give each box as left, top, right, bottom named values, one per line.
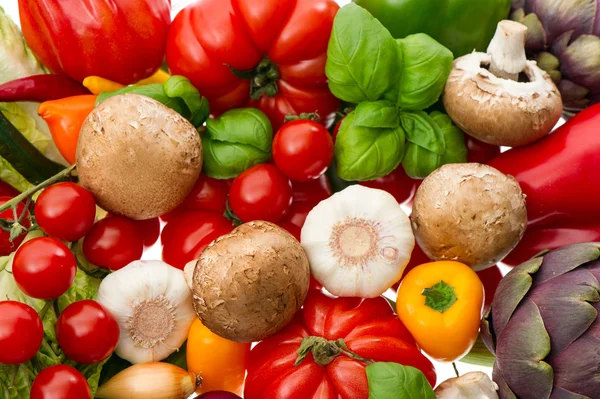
left=490, top=104, right=600, bottom=265
left=0, top=75, right=90, bottom=103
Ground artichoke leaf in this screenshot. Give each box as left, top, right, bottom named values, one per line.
left=533, top=243, right=600, bottom=284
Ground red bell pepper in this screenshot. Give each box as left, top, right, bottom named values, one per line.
left=244, top=290, right=435, bottom=399
left=166, top=0, right=341, bottom=130
left=489, top=104, right=600, bottom=266
left=18, top=0, right=171, bottom=84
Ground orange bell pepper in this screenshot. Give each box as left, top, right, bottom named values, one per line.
left=396, top=261, right=484, bottom=362
left=37, top=95, right=97, bottom=165
left=186, top=319, right=250, bottom=395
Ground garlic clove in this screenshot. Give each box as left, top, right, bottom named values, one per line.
left=96, top=260, right=196, bottom=364
left=301, top=185, right=414, bottom=298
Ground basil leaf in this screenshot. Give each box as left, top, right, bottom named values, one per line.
left=326, top=4, right=401, bottom=103
left=335, top=111, right=405, bottom=181
left=97, top=76, right=209, bottom=128
left=366, top=362, right=435, bottom=399
left=400, top=111, right=445, bottom=155
left=402, top=111, right=466, bottom=178
left=202, top=108, right=272, bottom=179
left=394, top=34, right=453, bottom=111
left=354, top=100, right=399, bottom=128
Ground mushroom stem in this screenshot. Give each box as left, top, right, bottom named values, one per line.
left=486, top=20, right=528, bottom=81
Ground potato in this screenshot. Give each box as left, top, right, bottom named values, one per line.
left=76, top=94, right=202, bottom=220
left=192, top=221, right=310, bottom=342
left=411, top=163, right=527, bottom=271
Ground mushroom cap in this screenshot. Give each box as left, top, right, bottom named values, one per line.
left=77, top=94, right=202, bottom=220
left=192, top=221, right=310, bottom=342
left=442, top=52, right=562, bottom=147
left=412, top=163, right=527, bottom=271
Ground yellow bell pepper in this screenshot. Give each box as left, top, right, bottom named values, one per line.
left=83, top=69, right=171, bottom=94
left=396, top=261, right=484, bottom=362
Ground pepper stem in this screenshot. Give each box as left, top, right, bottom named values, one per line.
left=295, top=336, right=373, bottom=367
left=486, top=20, right=528, bottom=81
left=422, top=280, right=458, bottom=313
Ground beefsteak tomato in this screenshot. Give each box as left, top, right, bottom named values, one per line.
left=245, top=290, right=435, bottom=399
left=166, top=0, right=340, bottom=130
left=19, top=0, right=171, bottom=84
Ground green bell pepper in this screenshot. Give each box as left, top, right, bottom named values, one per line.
left=353, top=0, right=511, bottom=57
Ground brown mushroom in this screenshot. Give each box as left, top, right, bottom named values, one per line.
left=411, top=163, right=527, bottom=271
left=76, top=94, right=202, bottom=220
left=442, top=20, right=562, bottom=147
left=192, top=221, right=310, bottom=342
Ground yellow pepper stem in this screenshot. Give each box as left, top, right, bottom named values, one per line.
left=421, top=280, right=458, bottom=313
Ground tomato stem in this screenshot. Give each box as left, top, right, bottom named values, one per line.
left=295, top=336, right=374, bottom=367
left=228, top=57, right=280, bottom=100
left=0, top=164, right=76, bottom=215
left=284, top=112, right=321, bottom=123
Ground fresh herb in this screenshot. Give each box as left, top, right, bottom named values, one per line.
left=366, top=362, right=436, bottom=399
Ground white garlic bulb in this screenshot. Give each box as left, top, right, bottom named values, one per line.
left=301, top=185, right=414, bottom=298
left=96, top=260, right=196, bottom=364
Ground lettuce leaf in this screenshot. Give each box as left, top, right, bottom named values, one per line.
left=0, top=233, right=105, bottom=397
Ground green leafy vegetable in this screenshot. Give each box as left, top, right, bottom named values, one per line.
left=0, top=232, right=105, bottom=398
left=393, top=34, right=453, bottom=110
left=202, top=108, right=273, bottom=179
left=326, top=4, right=401, bottom=103
left=335, top=111, right=405, bottom=181
left=366, top=362, right=436, bottom=399
left=96, top=75, right=210, bottom=128
left=354, top=100, right=399, bottom=128
left=401, top=111, right=466, bottom=178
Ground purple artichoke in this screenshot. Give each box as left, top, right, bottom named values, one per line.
left=481, top=243, right=600, bottom=398
left=511, top=0, right=600, bottom=112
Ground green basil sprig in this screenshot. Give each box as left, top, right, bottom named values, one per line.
left=201, top=108, right=273, bottom=179
left=326, top=4, right=465, bottom=181
left=366, top=362, right=436, bottom=399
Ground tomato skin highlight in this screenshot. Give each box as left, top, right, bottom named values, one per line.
left=187, top=319, right=250, bottom=395
left=13, top=237, right=77, bottom=300
left=0, top=301, right=43, bottom=364
left=0, top=196, right=30, bottom=256
left=83, top=216, right=143, bottom=270
left=161, top=211, right=234, bottom=269
left=30, top=364, right=92, bottom=399
left=35, top=182, right=96, bottom=242
left=229, top=164, right=293, bottom=223
left=56, top=300, right=119, bottom=364
left=273, top=120, right=334, bottom=182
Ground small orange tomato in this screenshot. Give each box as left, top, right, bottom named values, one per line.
left=186, top=319, right=250, bottom=395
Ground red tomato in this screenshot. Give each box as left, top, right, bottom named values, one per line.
left=161, top=211, right=234, bottom=269
left=0, top=196, right=30, bottom=256
left=278, top=201, right=314, bottom=241
left=134, top=217, right=161, bottom=247
left=19, top=0, right=171, bottom=84
left=273, top=120, right=334, bottom=181
left=292, top=175, right=332, bottom=205
left=166, top=0, right=340, bottom=130
left=0, top=180, right=19, bottom=197
left=229, top=164, right=293, bottom=223
left=466, top=136, right=501, bottom=164
left=56, top=300, right=119, bottom=364
left=30, top=365, right=92, bottom=399
left=477, top=265, right=503, bottom=314
left=0, top=301, right=43, bottom=364
left=162, top=174, right=231, bottom=222
left=13, top=237, right=77, bottom=300
left=332, top=117, right=344, bottom=142
left=359, top=166, right=419, bottom=205
left=245, top=290, right=435, bottom=399
left=83, top=216, right=143, bottom=270
left=35, top=183, right=96, bottom=242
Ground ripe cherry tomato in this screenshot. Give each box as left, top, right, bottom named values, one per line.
left=56, top=300, right=119, bottom=364
left=30, top=365, right=92, bottom=399
left=83, top=216, right=143, bottom=270
left=13, top=237, right=77, bottom=299
left=35, top=182, right=96, bottom=242
left=0, top=180, right=19, bottom=197
left=0, top=301, right=43, bottom=364
left=162, top=174, right=231, bottom=222
left=359, top=165, right=419, bottom=205
left=229, top=164, right=292, bottom=223
left=106, top=214, right=160, bottom=247
left=291, top=175, right=332, bottom=205
left=0, top=196, right=31, bottom=256
left=278, top=201, right=314, bottom=241
left=162, top=211, right=234, bottom=269
left=466, top=136, right=501, bottom=164
left=187, top=319, right=250, bottom=395
left=273, top=120, right=334, bottom=182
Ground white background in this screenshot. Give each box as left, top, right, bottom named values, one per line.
left=2, top=0, right=490, bottom=390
